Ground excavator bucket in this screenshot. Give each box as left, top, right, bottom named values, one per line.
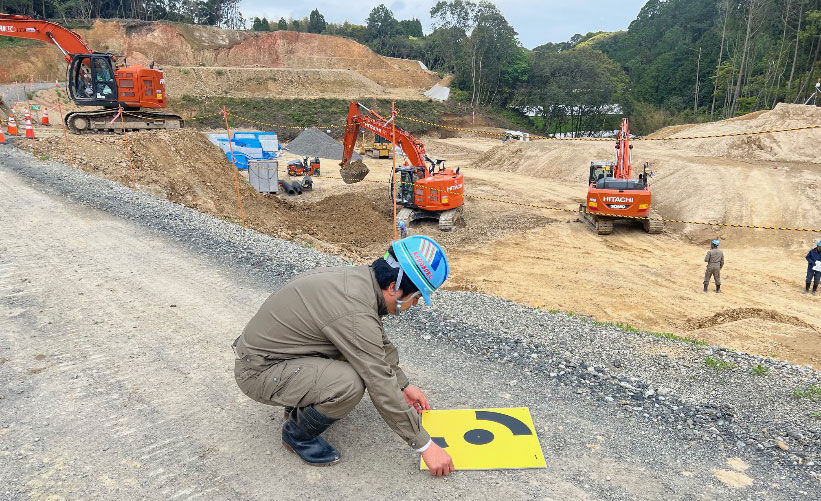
left=339, top=159, right=370, bottom=184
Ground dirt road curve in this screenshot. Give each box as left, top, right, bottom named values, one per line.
left=0, top=150, right=817, bottom=499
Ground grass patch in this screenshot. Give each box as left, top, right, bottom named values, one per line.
left=592, top=320, right=707, bottom=346
left=792, top=385, right=821, bottom=401
left=810, top=411, right=821, bottom=420
left=0, top=36, right=38, bottom=48
left=750, top=364, right=769, bottom=376
left=705, top=356, right=735, bottom=370
left=170, top=96, right=470, bottom=141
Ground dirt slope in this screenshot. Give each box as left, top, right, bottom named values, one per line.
left=0, top=20, right=438, bottom=99
left=472, top=105, right=821, bottom=245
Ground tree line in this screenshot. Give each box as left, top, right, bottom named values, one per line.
left=0, top=0, right=244, bottom=28
left=3, top=0, right=819, bottom=135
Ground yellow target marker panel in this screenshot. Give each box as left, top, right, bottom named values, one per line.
left=420, top=407, right=546, bottom=470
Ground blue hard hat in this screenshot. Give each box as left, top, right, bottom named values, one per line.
left=391, top=235, right=449, bottom=306
left=712, top=240, right=720, bottom=246
left=817, top=239, right=821, bottom=246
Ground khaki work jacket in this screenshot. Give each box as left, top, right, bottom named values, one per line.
left=234, top=265, right=429, bottom=449
left=704, top=249, right=724, bottom=269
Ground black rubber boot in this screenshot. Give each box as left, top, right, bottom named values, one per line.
left=806, top=283, right=812, bottom=294
left=703, top=283, right=708, bottom=293
left=282, top=406, right=340, bottom=466
left=715, top=284, right=720, bottom=293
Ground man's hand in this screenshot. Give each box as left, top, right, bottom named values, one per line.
left=421, top=443, right=454, bottom=476
left=402, top=384, right=430, bottom=414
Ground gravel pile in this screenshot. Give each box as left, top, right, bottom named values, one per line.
left=285, top=128, right=361, bottom=162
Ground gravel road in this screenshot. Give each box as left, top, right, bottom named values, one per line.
left=1, top=145, right=819, bottom=499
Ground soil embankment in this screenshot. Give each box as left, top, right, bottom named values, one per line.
left=0, top=20, right=438, bottom=100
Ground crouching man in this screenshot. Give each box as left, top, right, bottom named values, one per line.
left=232, top=236, right=455, bottom=476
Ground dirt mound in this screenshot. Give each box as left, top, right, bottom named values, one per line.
left=685, top=307, right=817, bottom=331
left=647, top=104, right=821, bottom=163
left=473, top=140, right=612, bottom=183
left=288, top=192, right=392, bottom=249
left=17, top=129, right=393, bottom=259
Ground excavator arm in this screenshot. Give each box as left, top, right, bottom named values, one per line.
left=613, top=117, right=632, bottom=180
left=340, top=101, right=428, bottom=168
left=0, top=14, right=92, bottom=62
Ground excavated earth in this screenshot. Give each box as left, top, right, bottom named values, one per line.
left=8, top=102, right=821, bottom=368
left=0, top=20, right=439, bottom=100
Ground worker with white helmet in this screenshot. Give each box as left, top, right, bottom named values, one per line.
left=704, top=239, right=724, bottom=293
left=232, top=236, right=454, bottom=475
left=805, top=239, right=821, bottom=295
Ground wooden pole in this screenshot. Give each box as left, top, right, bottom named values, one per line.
left=222, top=106, right=246, bottom=229
left=391, top=101, right=398, bottom=242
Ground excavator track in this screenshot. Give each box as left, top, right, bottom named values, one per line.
left=65, top=110, right=185, bottom=134
left=578, top=204, right=613, bottom=235
left=396, top=207, right=464, bottom=233
left=643, top=210, right=664, bottom=234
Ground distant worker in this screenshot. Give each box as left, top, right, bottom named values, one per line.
left=805, top=239, right=821, bottom=295
left=704, top=239, right=724, bottom=293
left=232, top=236, right=455, bottom=476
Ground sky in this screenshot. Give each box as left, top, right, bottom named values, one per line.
left=240, top=0, right=649, bottom=49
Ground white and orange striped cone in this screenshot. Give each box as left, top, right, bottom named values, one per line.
left=24, top=115, right=35, bottom=139
left=24, top=108, right=31, bottom=123
left=0, top=127, right=5, bottom=144
left=7, top=114, right=18, bottom=135
left=41, top=107, right=50, bottom=126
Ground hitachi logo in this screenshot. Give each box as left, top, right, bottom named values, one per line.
left=603, top=196, right=633, bottom=203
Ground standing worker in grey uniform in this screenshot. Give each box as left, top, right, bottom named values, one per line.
left=805, top=239, right=821, bottom=295
left=704, top=239, right=724, bottom=293
left=233, top=235, right=455, bottom=476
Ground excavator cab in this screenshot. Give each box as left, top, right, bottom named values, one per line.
left=69, top=54, right=118, bottom=107
left=588, top=161, right=614, bottom=185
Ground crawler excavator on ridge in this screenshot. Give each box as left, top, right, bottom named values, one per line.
left=340, top=101, right=464, bottom=231
left=578, top=118, right=663, bottom=235
left=0, top=14, right=183, bottom=133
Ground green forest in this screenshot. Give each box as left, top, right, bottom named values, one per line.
left=3, top=0, right=820, bottom=135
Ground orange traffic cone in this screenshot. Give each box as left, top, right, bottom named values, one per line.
left=41, top=107, right=50, bottom=125
left=0, top=128, right=5, bottom=144
left=24, top=115, right=35, bottom=139
left=7, top=114, right=18, bottom=135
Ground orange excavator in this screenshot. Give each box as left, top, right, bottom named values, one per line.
left=340, top=101, right=464, bottom=231
left=0, top=14, right=183, bottom=133
left=578, top=118, right=663, bottom=235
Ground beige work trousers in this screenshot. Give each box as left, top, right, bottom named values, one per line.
left=234, top=355, right=365, bottom=419
left=704, top=266, right=721, bottom=286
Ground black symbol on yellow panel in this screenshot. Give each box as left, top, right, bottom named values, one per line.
left=433, top=410, right=533, bottom=448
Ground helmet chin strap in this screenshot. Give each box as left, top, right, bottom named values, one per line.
left=385, top=254, right=408, bottom=315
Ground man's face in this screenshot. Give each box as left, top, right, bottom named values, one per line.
left=385, top=285, right=421, bottom=314
left=396, top=291, right=421, bottom=312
